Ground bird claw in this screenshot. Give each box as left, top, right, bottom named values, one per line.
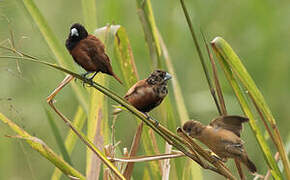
left=81, top=72, right=90, bottom=79
left=153, top=119, right=159, bottom=127
left=78, top=72, right=96, bottom=87
left=143, top=113, right=159, bottom=127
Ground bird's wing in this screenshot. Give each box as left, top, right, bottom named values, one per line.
left=210, top=115, right=249, bottom=137
left=224, top=142, right=244, bottom=156
left=70, top=43, right=97, bottom=71
left=124, top=80, right=146, bottom=99
left=86, top=35, right=113, bottom=73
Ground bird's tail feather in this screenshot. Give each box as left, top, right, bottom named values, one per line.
left=112, top=73, right=123, bottom=85
left=243, top=156, right=257, bottom=173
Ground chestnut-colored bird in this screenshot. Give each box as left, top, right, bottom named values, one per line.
left=183, top=115, right=257, bottom=173
left=121, top=70, right=171, bottom=124
left=65, top=23, right=122, bottom=84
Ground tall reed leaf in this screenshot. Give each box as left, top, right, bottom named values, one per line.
left=136, top=0, right=161, bottom=68
left=211, top=37, right=284, bottom=179
left=211, top=37, right=289, bottom=178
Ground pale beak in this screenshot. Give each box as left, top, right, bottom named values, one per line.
left=164, top=72, right=172, bottom=81
left=71, top=28, right=79, bottom=37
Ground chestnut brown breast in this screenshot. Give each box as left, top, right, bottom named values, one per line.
left=125, top=80, right=163, bottom=113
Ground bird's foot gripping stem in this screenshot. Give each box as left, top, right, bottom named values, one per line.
left=144, top=113, right=159, bottom=127
left=79, top=72, right=97, bottom=87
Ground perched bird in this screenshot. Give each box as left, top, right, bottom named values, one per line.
left=121, top=70, right=171, bottom=124
left=183, top=115, right=257, bottom=173
left=65, top=23, right=122, bottom=84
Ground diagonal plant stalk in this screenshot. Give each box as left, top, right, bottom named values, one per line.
left=201, top=32, right=224, bottom=116
left=45, top=108, right=72, bottom=166
left=211, top=37, right=289, bottom=179
left=51, top=106, right=86, bottom=180
left=211, top=37, right=283, bottom=179
left=136, top=0, right=161, bottom=69
left=20, top=0, right=88, bottom=112
left=0, top=54, right=239, bottom=179
left=46, top=87, right=125, bottom=180
left=108, top=152, right=184, bottom=163
left=178, top=0, right=221, bottom=116
left=0, top=113, right=85, bottom=180
left=123, top=122, right=144, bottom=178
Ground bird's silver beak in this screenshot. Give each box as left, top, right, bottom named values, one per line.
left=71, top=28, right=79, bottom=37
left=164, top=72, right=172, bottom=81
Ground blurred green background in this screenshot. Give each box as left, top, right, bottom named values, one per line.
left=0, top=0, right=289, bottom=179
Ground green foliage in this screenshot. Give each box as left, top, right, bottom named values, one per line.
left=0, top=113, right=85, bottom=180
left=212, top=37, right=288, bottom=179
left=0, top=0, right=289, bottom=179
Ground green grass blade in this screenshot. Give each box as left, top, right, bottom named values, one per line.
left=136, top=0, right=161, bottom=68
left=211, top=37, right=283, bottom=179
left=0, top=113, right=85, bottom=180
left=114, top=26, right=139, bottom=86
left=51, top=106, right=86, bottom=180
left=212, top=37, right=290, bottom=178
left=20, top=0, right=89, bottom=112
left=44, top=108, right=72, bottom=166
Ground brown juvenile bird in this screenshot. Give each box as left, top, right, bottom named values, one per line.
left=65, top=23, right=122, bottom=84
left=183, top=115, right=257, bottom=173
left=123, top=70, right=172, bottom=124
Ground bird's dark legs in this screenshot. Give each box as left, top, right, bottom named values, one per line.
left=77, top=72, right=91, bottom=87
left=79, top=72, right=97, bottom=87
left=81, top=72, right=90, bottom=78
left=88, top=71, right=98, bottom=81
left=143, top=112, right=159, bottom=127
